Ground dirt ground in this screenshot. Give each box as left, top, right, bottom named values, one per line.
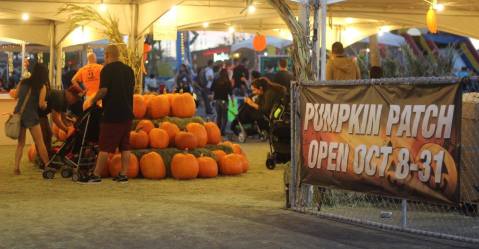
left=0, top=142, right=475, bottom=249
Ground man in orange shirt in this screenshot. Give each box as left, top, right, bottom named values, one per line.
left=72, top=52, right=103, bottom=97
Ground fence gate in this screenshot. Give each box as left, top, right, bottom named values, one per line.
left=289, top=77, right=479, bottom=244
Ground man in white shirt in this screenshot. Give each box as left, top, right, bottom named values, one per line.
left=198, top=60, right=214, bottom=114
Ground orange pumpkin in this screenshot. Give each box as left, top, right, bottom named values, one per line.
left=237, top=154, right=249, bottom=173
left=140, top=152, right=166, bottom=180
left=148, top=95, right=170, bottom=118
left=130, top=130, right=149, bottom=149
left=186, top=123, right=207, bottom=148
left=175, top=131, right=198, bottom=150
left=28, top=144, right=37, bottom=162
left=149, top=128, right=169, bottom=149
left=108, top=153, right=139, bottom=178
left=219, top=153, right=243, bottom=175
left=9, top=89, right=17, bottom=99
left=136, top=120, right=155, bottom=134
left=211, top=150, right=226, bottom=163
left=197, top=156, right=218, bottom=178
left=253, top=34, right=267, bottom=52
left=204, top=122, right=222, bottom=144
left=171, top=93, right=196, bottom=118
left=160, top=122, right=180, bottom=146
left=232, top=143, right=244, bottom=155
left=220, top=141, right=234, bottom=151
left=171, top=153, right=199, bottom=180
left=166, top=93, right=177, bottom=107
left=133, top=94, right=147, bottom=119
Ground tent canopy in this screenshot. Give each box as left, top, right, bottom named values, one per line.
left=0, top=0, right=476, bottom=48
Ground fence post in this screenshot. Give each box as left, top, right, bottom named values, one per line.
left=289, top=83, right=297, bottom=208
left=401, top=199, right=408, bottom=228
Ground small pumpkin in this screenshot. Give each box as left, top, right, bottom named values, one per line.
left=219, top=153, right=243, bottom=175
left=136, top=119, right=155, bottom=134
left=175, top=131, right=198, bottom=150
left=211, top=150, right=226, bottom=163
left=197, top=156, right=218, bottom=178
left=133, top=94, right=147, bottom=119
left=186, top=123, right=208, bottom=147
left=140, top=152, right=166, bottom=180
left=232, top=143, right=244, bottom=155
left=171, top=153, right=199, bottom=180
left=204, top=122, right=222, bottom=144
left=9, top=89, right=17, bottom=99
left=171, top=93, right=196, bottom=118
left=108, top=153, right=139, bottom=178
left=220, top=141, right=234, bottom=150
left=130, top=130, right=149, bottom=149
left=148, top=95, right=170, bottom=118
left=149, top=128, right=169, bottom=149
left=237, top=154, right=249, bottom=173
left=160, top=121, right=180, bottom=146
left=28, top=144, right=37, bottom=162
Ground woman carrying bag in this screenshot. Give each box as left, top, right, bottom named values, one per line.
left=11, top=64, right=50, bottom=175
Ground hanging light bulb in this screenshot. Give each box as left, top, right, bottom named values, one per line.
left=202, top=22, right=209, bottom=28
left=21, top=13, right=29, bottom=21
left=433, top=3, right=445, bottom=12
left=228, top=26, right=235, bottom=34
left=248, top=5, right=256, bottom=14
left=99, top=0, right=107, bottom=12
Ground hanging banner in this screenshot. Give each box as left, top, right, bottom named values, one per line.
left=300, top=82, right=462, bottom=203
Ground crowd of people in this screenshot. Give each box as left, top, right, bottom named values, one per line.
left=11, top=45, right=135, bottom=184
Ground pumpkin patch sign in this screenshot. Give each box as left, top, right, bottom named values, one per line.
left=300, top=81, right=462, bottom=204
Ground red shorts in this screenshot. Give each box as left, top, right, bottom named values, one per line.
left=98, top=120, right=132, bottom=153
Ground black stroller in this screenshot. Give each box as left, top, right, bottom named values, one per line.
left=230, top=102, right=268, bottom=143
left=42, top=106, right=102, bottom=181
left=265, top=100, right=291, bottom=170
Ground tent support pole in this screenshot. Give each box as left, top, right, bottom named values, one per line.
left=49, top=21, right=55, bottom=84
left=21, top=42, right=26, bottom=79
left=320, top=0, right=327, bottom=81
left=55, top=45, right=62, bottom=89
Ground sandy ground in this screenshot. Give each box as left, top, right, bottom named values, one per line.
left=0, top=143, right=475, bottom=249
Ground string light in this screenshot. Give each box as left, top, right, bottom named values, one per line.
left=202, top=22, right=209, bottom=28
left=248, top=5, right=256, bottom=14
left=99, top=0, right=107, bottom=12
left=228, top=26, right=235, bottom=34
left=21, top=13, right=29, bottom=21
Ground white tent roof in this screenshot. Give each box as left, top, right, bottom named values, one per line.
left=360, top=32, right=406, bottom=47
left=0, top=0, right=476, bottom=48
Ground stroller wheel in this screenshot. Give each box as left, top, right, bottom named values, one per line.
left=61, top=168, right=73, bottom=178
left=42, top=168, right=55, bottom=179
left=238, top=132, right=247, bottom=143
left=266, top=158, right=276, bottom=170
left=72, top=173, right=79, bottom=182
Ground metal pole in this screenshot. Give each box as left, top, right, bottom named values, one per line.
left=55, top=45, right=63, bottom=89
left=401, top=199, right=408, bottom=228
left=320, top=0, right=327, bottom=81
left=49, top=21, right=55, bottom=84
left=21, top=42, right=26, bottom=79
left=289, top=83, right=296, bottom=208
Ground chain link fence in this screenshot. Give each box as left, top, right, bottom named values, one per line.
left=289, top=77, right=479, bottom=244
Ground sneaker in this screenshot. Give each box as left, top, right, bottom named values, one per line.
left=113, top=174, right=128, bottom=183
left=78, top=175, right=102, bottom=184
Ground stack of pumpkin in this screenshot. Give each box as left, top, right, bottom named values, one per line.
left=103, top=92, right=249, bottom=180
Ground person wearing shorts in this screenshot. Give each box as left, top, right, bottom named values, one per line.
left=84, top=44, right=135, bottom=183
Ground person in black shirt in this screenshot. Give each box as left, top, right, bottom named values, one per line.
left=86, top=44, right=135, bottom=183
left=245, top=78, right=286, bottom=117
left=273, top=58, right=293, bottom=90
left=211, top=69, right=233, bottom=135
left=175, top=64, right=192, bottom=93
left=232, top=58, right=249, bottom=105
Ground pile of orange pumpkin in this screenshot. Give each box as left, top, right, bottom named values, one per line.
left=104, top=92, right=249, bottom=180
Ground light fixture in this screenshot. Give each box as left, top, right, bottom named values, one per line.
left=345, top=17, right=354, bottom=24
left=99, top=0, right=107, bottom=12
left=202, top=22, right=209, bottom=28
left=21, top=13, right=29, bottom=21
left=433, top=3, right=444, bottom=12
left=228, top=26, right=235, bottom=34
left=248, top=5, right=256, bottom=14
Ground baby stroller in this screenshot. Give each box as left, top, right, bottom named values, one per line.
left=230, top=101, right=268, bottom=143
left=265, top=100, right=291, bottom=170
left=42, top=106, right=102, bottom=181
